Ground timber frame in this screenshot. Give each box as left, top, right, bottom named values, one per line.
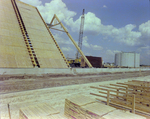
left=48, top=14, right=93, bottom=68
left=90, top=80, right=150, bottom=118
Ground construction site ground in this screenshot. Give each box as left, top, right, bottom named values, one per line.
left=0, top=70, right=150, bottom=119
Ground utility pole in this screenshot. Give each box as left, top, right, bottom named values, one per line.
left=76, top=9, right=85, bottom=59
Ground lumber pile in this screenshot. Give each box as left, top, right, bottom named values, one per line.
left=64, top=94, right=145, bottom=119
left=64, top=94, right=115, bottom=119
left=102, top=110, right=146, bottom=119
left=90, top=80, right=150, bottom=118
left=65, top=95, right=93, bottom=118
left=19, top=103, right=66, bottom=119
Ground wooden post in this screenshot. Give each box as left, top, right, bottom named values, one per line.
left=107, top=90, right=110, bottom=105
left=116, top=89, right=119, bottom=98
left=8, top=104, right=11, bottom=119
left=132, top=94, right=135, bottom=113
left=126, top=87, right=128, bottom=101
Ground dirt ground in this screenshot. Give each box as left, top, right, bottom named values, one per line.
left=0, top=71, right=150, bottom=94
left=0, top=71, right=150, bottom=119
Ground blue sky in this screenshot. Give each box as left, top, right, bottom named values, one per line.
left=20, top=0, right=150, bottom=65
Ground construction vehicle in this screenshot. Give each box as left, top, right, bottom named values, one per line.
left=67, top=58, right=81, bottom=67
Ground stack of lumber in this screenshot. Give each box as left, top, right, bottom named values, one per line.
left=90, top=80, right=150, bottom=118
left=65, top=94, right=99, bottom=119
left=102, top=110, right=146, bottom=119
left=65, top=94, right=145, bottom=119
left=19, top=102, right=66, bottom=119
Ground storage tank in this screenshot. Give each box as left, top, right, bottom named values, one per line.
left=115, top=52, right=140, bottom=67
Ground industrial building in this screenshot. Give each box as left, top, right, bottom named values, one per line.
left=80, top=56, right=103, bottom=68
left=115, top=52, right=140, bottom=68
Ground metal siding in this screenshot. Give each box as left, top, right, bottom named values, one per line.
left=135, top=53, right=140, bottom=67
left=115, top=52, right=140, bottom=67
left=115, top=53, right=121, bottom=66
left=127, top=53, right=134, bottom=67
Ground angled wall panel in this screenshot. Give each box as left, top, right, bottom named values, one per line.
left=16, top=1, right=68, bottom=68
left=0, top=0, right=33, bottom=68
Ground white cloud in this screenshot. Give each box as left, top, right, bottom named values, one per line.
left=103, top=5, right=107, bottom=8
left=138, top=46, right=150, bottom=51
left=82, top=36, right=90, bottom=48
left=82, top=36, right=103, bottom=50
left=147, top=50, right=150, bottom=55
left=106, top=50, right=114, bottom=56
left=137, top=46, right=150, bottom=55
left=20, top=0, right=76, bottom=23
left=62, top=47, right=72, bottom=52
left=91, top=44, right=103, bottom=50
left=103, top=50, right=121, bottom=63
left=99, top=24, right=142, bottom=46
left=53, top=33, right=73, bottom=45
left=20, top=0, right=149, bottom=47
left=66, top=12, right=101, bottom=35
left=139, top=20, right=150, bottom=37
left=84, top=52, right=92, bottom=56
left=114, top=50, right=121, bottom=54
left=64, top=11, right=143, bottom=46
left=139, top=20, right=150, bottom=46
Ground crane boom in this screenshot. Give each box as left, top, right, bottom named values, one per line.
left=76, top=9, right=85, bottom=59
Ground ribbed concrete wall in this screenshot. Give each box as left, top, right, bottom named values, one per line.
left=0, top=0, right=69, bottom=68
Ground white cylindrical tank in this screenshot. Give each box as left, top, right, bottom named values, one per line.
left=115, top=52, right=140, bottom=67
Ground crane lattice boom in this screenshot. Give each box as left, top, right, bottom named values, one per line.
left=76, top=9, right=85, bottom=59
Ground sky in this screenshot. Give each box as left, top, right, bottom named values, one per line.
left=20, top=0, right=150, bottom=65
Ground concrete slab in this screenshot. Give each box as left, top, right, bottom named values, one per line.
left=0, top=68, right=150, bottom=75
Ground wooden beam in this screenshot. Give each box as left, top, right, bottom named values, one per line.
left=90, top=86, right=119, bottom=93
left=8, top=104, right=11, bottom=119
left=99, top=91, right=107, bottom=95
left=130, top=80, right=150, bottom=83
left=117, top=82, right=150, bottom=90
left=49, top=23, right=60, bottom=28
left=91, top=81, right=150, bottom=116
left=95, top=98, right=150, bottom=116
left=99, top=85, right=120, bottom=90
left=50, top=27, right=66, bottom=32
left=107, top=90, right=110, bottom=105
left=90, top=93, right=107, bottom=98
left=53, top=14, right=93, bottom=68
left=110, top=84, right=127, bottom=88
left=132, top=94, right=135, bottom=113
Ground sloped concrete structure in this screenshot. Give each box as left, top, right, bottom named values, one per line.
left=0, top=0, right=69, bottom=68
left=0, top=0, right=33, bottom=68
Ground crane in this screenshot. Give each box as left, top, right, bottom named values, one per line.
left=76, top=9, right=85, bottom=59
